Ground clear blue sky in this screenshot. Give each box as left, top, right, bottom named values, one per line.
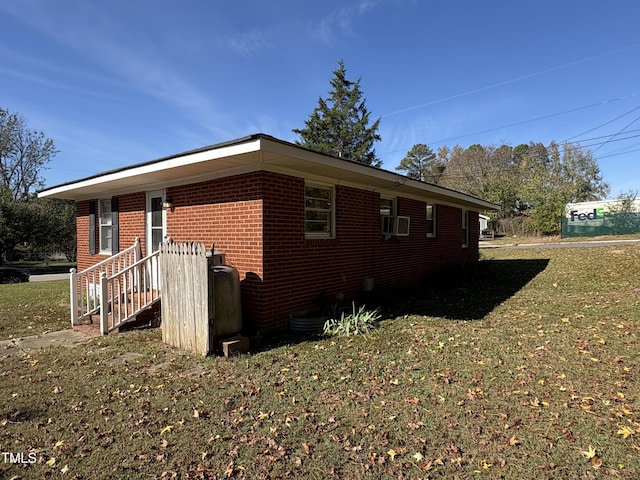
left=2, top=0, right=639, bottom=196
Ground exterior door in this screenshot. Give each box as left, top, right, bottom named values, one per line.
left=146, top=190, right=166, bottom=289
left=147, top=190, right=166, bottom=254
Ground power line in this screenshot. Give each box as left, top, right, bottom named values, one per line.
left=592, top=116, right=640, bottom=153
left=380, top=91, right=640, bottom=162
left=598, top=146, right=640, bottom=159
left=424, top=103, right=601, bottom=147
left=379, top=102, right=603, bottom=157
left=565, top=104, right=640, bottom=142
left=570, top=127, right=640, bottom=143
left=381, top=44, right=640, bottom=118
left=583, top=131, right=640, bottom=150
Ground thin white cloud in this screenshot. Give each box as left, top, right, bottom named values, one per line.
left=308, top=0, right=387, bottom=45
left=225, top=28, right=274, bottom=57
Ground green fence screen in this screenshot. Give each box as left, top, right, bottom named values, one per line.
left=562, top=213, right=640, bottom=238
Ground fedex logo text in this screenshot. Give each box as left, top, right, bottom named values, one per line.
left=569, top=208, right=603, bottom=221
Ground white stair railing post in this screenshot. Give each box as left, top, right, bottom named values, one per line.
left=134, top=237, right=141, bottom=293
left=69, top=268, right=78, bottom=327
left=100, top=272, right=109, bottom=335
left=134, top=237, right=141, bottom=261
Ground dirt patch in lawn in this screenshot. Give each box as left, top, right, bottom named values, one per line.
left=0, top=329, right=97, bottom=357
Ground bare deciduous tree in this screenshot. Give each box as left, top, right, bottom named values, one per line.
left=0, top=108, right=57, bottom=200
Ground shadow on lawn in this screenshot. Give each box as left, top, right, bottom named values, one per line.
left=258, top=258, right=550, bottom=351
left=371, top=258, right=550, bottom=321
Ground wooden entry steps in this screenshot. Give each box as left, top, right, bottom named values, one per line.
left=74, top=290, right=160, bottom=335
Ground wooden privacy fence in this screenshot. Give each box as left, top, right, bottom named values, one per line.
left=160, top=242, right=215, bottom=355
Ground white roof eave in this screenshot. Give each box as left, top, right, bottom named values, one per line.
left=39, top=134, right=499, bottom=211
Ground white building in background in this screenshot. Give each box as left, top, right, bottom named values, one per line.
left=479, top=214, right=489, bottom=232
left=563, top=198, right=640, bottom=238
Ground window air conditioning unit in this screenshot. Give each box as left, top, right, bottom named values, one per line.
left=395, top=216, right=410, bottom=236
left=382, top=216, right=410, bottom=236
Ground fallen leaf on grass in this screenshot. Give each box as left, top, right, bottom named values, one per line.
left=224, top=461, right=234, bottom=478
left=617, top=426, right=635, bottom=439
left=387, top=449, right=397, bottom=461
left=581, top=445, right=597, bottom=460
left=160, top=425, right=174, bottom=435
left=581, top=445, right=602, bottom=469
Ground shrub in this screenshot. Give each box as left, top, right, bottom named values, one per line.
left=323, top=302, right=381, bottom=337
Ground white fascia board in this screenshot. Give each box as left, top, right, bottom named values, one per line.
left=39, top=138, right=262, bottom=199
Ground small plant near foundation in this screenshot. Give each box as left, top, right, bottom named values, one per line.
left=323, top=302, right=381, bottom=337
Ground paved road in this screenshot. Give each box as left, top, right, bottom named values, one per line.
left=480, top=239, right=640, bottom=250
left=29, top=273, right=69, bottom=282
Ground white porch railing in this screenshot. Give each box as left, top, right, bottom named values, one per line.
left=69, top=238, right=162, bottom=334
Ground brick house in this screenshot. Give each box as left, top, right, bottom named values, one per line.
left=40, top=134, right=497, bottom=333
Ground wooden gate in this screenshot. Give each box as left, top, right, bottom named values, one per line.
left=160, top=242, right=215, bottom=355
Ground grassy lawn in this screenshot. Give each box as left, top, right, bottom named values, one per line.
left=0, top=280, right=70, bottom=339
left=1, top=245, right=640, bottom=479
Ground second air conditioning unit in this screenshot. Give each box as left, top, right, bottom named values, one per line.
left=395, top=216, right=410, bottom=236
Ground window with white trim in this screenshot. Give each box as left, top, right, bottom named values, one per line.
left=462, top=209, right=469, bottom=247
left=305, top=184, right=334, bottom=238
left=99, top=198, right=113, bottom=253
left=426, top=204, right=436, bottom=237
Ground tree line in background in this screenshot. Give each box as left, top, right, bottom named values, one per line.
left=396, top=141, right=611, bottom=235
left=0, top=108, right=76, bottom=263
left=295, top=61, right=613, bottom=235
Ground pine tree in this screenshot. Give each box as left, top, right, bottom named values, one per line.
left=396, top=143, right=444, bottom=182
left=293, top=60, right=381, bottom=167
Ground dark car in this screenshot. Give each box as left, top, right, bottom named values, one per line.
left=0, top=267, right=30, bottom=284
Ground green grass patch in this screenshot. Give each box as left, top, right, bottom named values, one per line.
left=1, top=245, right=640, bottom=478
left=0, top=280, right=70, bottom=339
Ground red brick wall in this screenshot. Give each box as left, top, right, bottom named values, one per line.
left=165, top=174, right=264, bottom=322
left=119, top=192, right=147, bottom=255
left=257, top=174, right=480, bottom=332
left=75, top=200, right=93, bottom=272
left=75, top=171, right=481, bottom=334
